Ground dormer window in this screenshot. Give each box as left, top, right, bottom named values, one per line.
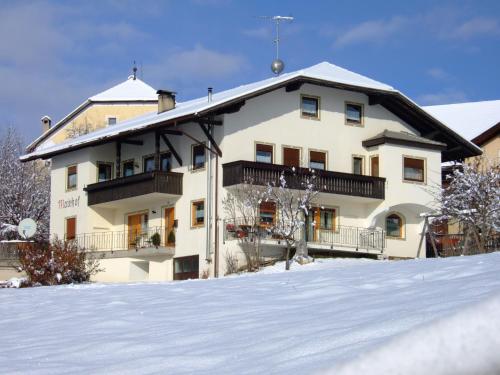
left=108, top=117, right=117, bottom=126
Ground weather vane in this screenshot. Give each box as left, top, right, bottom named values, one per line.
left=260, top=15, right=294, bottom=75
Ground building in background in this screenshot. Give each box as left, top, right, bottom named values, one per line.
left=26, top=75, right=158, bottom=153
left=22, top=62, right=481, bottom=282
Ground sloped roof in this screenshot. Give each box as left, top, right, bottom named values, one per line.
left=423, top=100, right=500, bottom=141
left=21, top=62, right=481, bottom=162
left=90, top=77, right=158, bottom=102
left=363, top=129, right=447, bottom=150
left=26, top=76, right=158, bottom=152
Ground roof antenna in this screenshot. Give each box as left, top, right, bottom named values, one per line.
left=260, top=15, right=294, bottom=75
left=132, top=60, right=138, bottom=80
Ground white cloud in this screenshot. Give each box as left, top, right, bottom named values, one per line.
left=417, top=89, right=468, bottom=106
left=243, top=27, right=271, bottom=39
left=426, top=68, right=451, bottom=80
left=333, top=16, right=408, bottom=48
left=450, top=17, right=500, bottom=39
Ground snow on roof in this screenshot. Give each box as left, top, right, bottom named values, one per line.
left=90, top=76, right=158, bottom=102
left=22, top=62, right=398, bottom=160
left=423, top=100, right=500, bottom=141
left=364, top=129, right=447, bottom=147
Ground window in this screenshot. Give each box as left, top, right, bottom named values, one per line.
left=256, top=143, right=273, bottom=164
left=65, top=217, right=76, bottom=240
left=345, top=102, right=363, bottom=125
left=174, top=255, right=199, bottom=280
left=301, top=95, right=319, bottom=119
left=352, top=156, right=364, bottom=175
left=66, top=165, right=77, bottom=190
left=143, top=156, right=155, bottom=172
left=283, top=147, right=300, bottom=168
left=161, top=152, right=172, bottom=172
left=403, top=157, right=425, bottom=182
left=97, top=162, right=112, bottom=182
left=319, top=208, right=336, bottom=231
left=192, top=144, right=206, bottom=170
left=309, top=150, right=326, bottom=170
left=108, top=117, right=117, bottom=126
left=192, top=200, right=205, bottom=227
left=386, top=213, right=404, bottom=238
left=259, top=201, right=276, bottom=226
left=371, top=156, right=379, bottom=177
left=123, top=160, right=135, bottom=177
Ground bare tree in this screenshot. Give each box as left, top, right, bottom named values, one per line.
left=439, top=157, right=499, bottom=253
left=66, top=118, right=93, bottom=138
left=265, top=168, right=318, bottom=270
left=222, top=180, right=266, bottom=271
left=0, top=127, right=50, bottom=242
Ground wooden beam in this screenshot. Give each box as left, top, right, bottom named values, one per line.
left=214, top=100, right=245, bottom=115
left=154, top=132, right=160, bottom=171
left=121, top=139, right=143, bottom=146
left=198, top=122, right=222, bottom=157
left=285, top=81, right=304, bottom=92
left=115, top=141, right=121, bottom=178
left=160, top=134, right=182, bottom=166
left=368, top=94, right=385, bottom=106
left=422, top=130, right=441, bottom=139
left=198, top=118, right=223, bottom=126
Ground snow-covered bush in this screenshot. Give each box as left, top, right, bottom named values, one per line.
left=17, top=239, right=102, bottom=286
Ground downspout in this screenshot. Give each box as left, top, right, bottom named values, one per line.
left=205, top=88, right=213, bottom=264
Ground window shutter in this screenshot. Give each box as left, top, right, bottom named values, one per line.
left=371, top=156, right=379, bottom=177
left=283, top=148, right=300, bottom=167
left=66, top=217, right=76, bottom=240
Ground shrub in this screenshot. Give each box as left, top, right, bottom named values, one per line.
left=150, top=232, right=161, bottom=247
left=17, top=239, right=102, bottom=287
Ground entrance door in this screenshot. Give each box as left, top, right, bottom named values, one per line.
left=128, top=213, right=143, bottom=248
left=164, top=207, right=175, bottom=246
left=307, top=208, right=336, bottom=242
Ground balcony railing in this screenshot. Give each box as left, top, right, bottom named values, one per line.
left=222, top=161, right=385, bottom=199
left=85, top=171, right=183, bottom=206
left=66, top=226, right=175, bottom=252
left=223, top=218, right=385, bottom=253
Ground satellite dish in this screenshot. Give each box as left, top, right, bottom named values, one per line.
left=18, top=218, right=37, bottom=239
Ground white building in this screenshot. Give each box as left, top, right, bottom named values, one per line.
left=21, top=62, right=481, bottom=282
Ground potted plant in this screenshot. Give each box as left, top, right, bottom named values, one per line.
left=167, top=230, right=176, bottom=245
left=150, top=232, right=161, bottom=248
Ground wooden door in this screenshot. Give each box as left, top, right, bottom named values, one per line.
left=66, top=217, right=76, bottom=240
left=128, top=214, right=142, bottom=248
left=165, top=207, right=175, bottom=246
left=313, top=209, right=321, bottom=242
left=371, top=156, right=379, bottom=177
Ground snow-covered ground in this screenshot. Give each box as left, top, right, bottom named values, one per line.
left=1, top=253, right=500, bottom=375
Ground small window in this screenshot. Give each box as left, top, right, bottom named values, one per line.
left=97, top=162, right=112, bottom=182
left=386, top=213, right=403, bottom=238
left=309, top=150, right=326, bottom=170
left=256, top=143, right=273, bottom=164
left=371, top=156, right=379, bottom=177
left=65, top=217, right=76, bottom=240
left=192, top=200, right=205, bottom=227
left=283, top=147, right=300, bottom=168
left=319, top=209, right=336, bottom=231
left=403, top=157, right=425, bottom=182
left=123, top=160, right=135, bottom=177
left=67, top=165, right=77, bottom=190
left=259, top=201, right=276, bottom=226
left=143, top=156, right=155, bottom=172
left=192, top=144, right=206, bottom=170
left=108, top=117, right=117, bottom=126
left=161, top=152, right=172, bottom=172
left=352, top=156, right=364, bottom=175
left=345, top=103, right=363, bottom=125
left=301, top=96, right=319, bottom=119
left=174, top=255, right=199, bottom=280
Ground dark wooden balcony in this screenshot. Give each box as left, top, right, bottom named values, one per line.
left=85, top=171, right=183, bottom=206
left=223, top=160, right=385, bottom=200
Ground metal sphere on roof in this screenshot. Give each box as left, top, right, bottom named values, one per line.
left=271, top=59, right=284, bottom=75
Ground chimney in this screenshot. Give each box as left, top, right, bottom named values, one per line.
left=41, top=115, right=52, bottom=133
left=157, top=90, right=176, bottom=113
left=208, top=87, right=213, bottom=103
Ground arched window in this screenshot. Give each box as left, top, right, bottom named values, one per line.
left=386, top=213, right=404, bottom=238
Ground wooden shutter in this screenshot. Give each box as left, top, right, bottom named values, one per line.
left=283, top=147, right=300, bottom=167
left=371, top=156, right=379, bottom=177
left=66, top=217, right=76, bottom=240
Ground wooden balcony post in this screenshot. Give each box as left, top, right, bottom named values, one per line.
left=116, top=141, right=121, bottom=178
left=154, top=131, right=160, bottom=171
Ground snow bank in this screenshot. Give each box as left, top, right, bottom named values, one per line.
left=322, top=292, right=500, bottom=375
left=1, top=253, right=500, bottom=374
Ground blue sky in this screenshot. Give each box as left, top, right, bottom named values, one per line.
left=1, top=0, right=499, bottom=140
